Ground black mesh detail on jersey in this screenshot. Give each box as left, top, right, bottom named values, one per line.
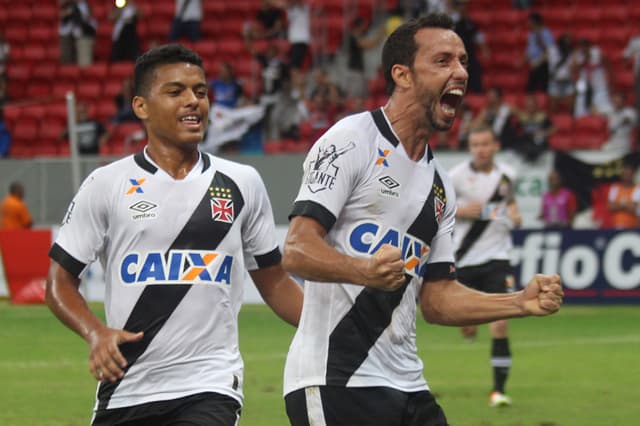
left=201, top=153, right=211, bottom=172
left=371, top=108, right=399, bottom=147
left=290, top=200, right=337, bottom=231
left=254, top=247, right=282, bottom=269
left=97, top=171, right=245, bottom=411
left=133, top=152, right=158, bottom=174
left=49, top=242, right=87, bottom=278
left=370, top=108, right=433, bottom=162
left=455, top=173, right=511, bottom=262
left=326, top=170, right=446, bottom=386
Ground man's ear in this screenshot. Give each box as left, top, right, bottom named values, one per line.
left=391, top=64, right=412, bottom=92
left=132, top=95, right=148, bottom=120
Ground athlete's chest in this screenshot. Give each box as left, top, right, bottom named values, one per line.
left=111, top=173, right=244, bottom=249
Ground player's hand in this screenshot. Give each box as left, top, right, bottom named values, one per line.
left=362, top=244, right=406, bottom=291
left=520, top=274, right=563, bottom=316
left=88, top=327, right=144, bottom=383
left=506, top=204, right=522, bottom=227
left=463, top=202, right=483, bottom=219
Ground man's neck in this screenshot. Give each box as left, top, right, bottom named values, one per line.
left=383, top=100, right=430, bottom=161
left=145, top=144, right=200, bottom=180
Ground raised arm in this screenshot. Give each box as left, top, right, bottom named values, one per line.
left=419, top=274, right=563, bottom=326
left=282, top=215, right=406, bottom=291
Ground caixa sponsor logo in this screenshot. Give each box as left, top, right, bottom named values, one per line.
left=120, top=250, right=233, bottom=285
left=511, top=231, right=640, bottom=290
left=348, top=221, right=430, bottom=279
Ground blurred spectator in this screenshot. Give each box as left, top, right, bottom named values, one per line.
left=273, top=0, right=310, bottom=96
left=411, top=0, right=447, bottom=17
left=0, top=33, right=9, bottom=77
left=345, top=16, right=385, bottom=99
left=450, top=0, right=489, bottom=93
left=0, top=75, right=7, bottom=105
left=62, top=102, right=108, bottom=155
left=243, top=0, right=286, bottom=41
left=607, top=162, right=640, bottom=229
left=572, top=38, right=612, bottom=118
left=299, top=90, right=332, bottom=141
left=623, top=30, right=640, bottom=125
left=75, top=0, right=97, bottom=66
left=539, top=169, right=577, bottom=229
left=209, top=63, right=244, bottom=109
left=547, top=33, right=575, bottom=114
left=603, top=91, right=637, bottom=154
left=269, top=79, right=305, bottom=139
left=59, top=0, right=97, bottom=66
left=514, top=94, right=554, bottom=162
left=471, top=87, right=519, bottom=150
left=109, top=1, right=141, bottom=62
left=112, top=77, right=138, bottom=123
left=1, top=181, right=32, bottom=229
left=169, top=0, right=202, bottom=42
left=518, top=13, right=554, bottom=93
left=0, top=108, right=10, bottom=157
left=246, top=39, right=290, bottom=106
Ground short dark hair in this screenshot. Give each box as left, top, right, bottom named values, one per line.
left=9, top=181, right=23, bottom=195
left=133, top=44, right=204, bottom=97
left=381, top=13, right=455, bottom=96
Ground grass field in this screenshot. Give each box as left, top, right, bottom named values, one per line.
left=1, top=301, right=639, bottom=426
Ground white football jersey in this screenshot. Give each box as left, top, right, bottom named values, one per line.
left=50, top=150, right=281, bottom=411
left=283, top=109, right=458, bottom=396
left=449, top=160, right=517, bottom=267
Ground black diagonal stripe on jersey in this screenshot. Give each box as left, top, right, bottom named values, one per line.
left=97, top=171, right=244, bottom=410
left=455, top=173, right=511, bottom=262
left=326, top=170, right=445, bottom=386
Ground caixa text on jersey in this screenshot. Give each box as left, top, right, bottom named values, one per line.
left=119, top=250, right=233, bottom=285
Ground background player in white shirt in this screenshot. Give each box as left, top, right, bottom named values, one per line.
left=282, top=14, right=563, bottom=426
left=45, top=44, right=303, bottom=426
left=449, top=125, right=522, bottom=408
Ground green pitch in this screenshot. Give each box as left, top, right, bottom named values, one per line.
left=1, top=301, right=638, bottom=426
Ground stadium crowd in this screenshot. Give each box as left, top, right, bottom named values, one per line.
left=0, top=0, right=638, bottom=227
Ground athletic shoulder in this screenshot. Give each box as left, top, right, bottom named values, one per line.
left=206, top=153, right=265, bottom=190
left=496, top=161, right=517, bottom=181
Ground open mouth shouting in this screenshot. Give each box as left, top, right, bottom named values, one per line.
left=439, top=87, right=465, bottom=118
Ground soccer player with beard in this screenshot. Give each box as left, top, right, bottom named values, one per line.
left=281, top=14, right=563, bottom=426
left=45, top=44, right=303, bottom=426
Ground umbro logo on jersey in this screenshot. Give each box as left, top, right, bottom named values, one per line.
left=378, top=175, right=400, bottom=198
left=305, top=141, right=356, bottom=193
left=120, top=250, right=233, bottom=285
left=126, top=178, right=146, bottom=195
left=129, top=200, right=158, bottom=221
left=375, top=148, right=390, bottom=167
left=348, top=221, right=431, bottom=279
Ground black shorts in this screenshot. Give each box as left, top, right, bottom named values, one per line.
left=457, top=260, right=515, bottom=294
left=91, top=392, right=241, bottom=426
left=285, top=386, right=448, bottom=426
left=289, top=42, right=309, bottom=69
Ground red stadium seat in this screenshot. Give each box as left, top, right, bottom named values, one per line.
left=57, top=65, right=82, bottom=83
left=109, top=62, right=135, bottom=81
left=76, top=82, right=103, bottom=101
left=25, top=82, right=52, bottom=99
left=31, top=64, right=57, bottom=82
left=22, top=105, right=47, bottom=120
left=6, top=64, right=32, bottom=83
left=8, top=6, right=32, bottom=22
left=573, top=114, right=608, bottom=149
left=22, top=45, right=47, bottom=63
left=32, top=5, right=57, bottom=22
left=81, top=63, right=109, bottom=80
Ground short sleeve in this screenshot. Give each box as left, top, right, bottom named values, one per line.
left=424, top=172, right=458, bottom=282
left=241, top=167, right=281, bottom=271
left=49, top=172, right=109, bottom=278
left=290, top=126, right=365, bottom=231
